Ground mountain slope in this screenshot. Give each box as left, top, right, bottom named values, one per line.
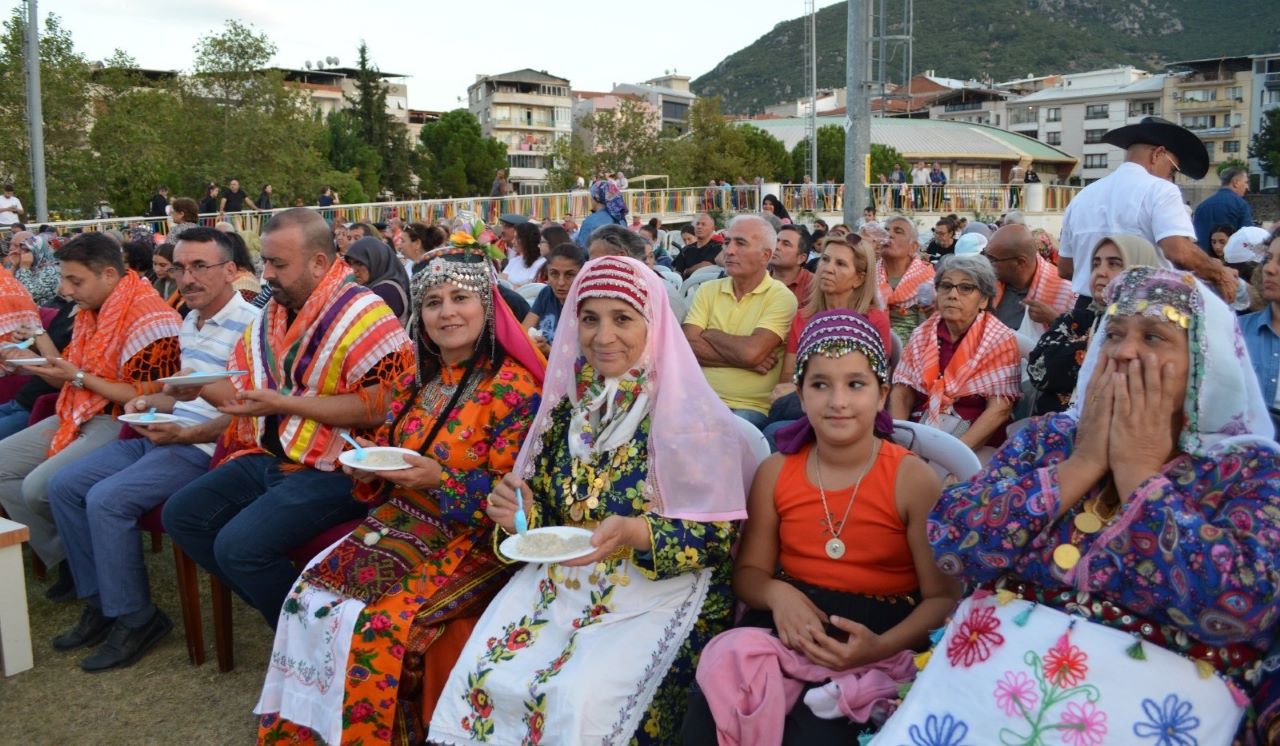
left=693, top=1, right=1280, bottom=114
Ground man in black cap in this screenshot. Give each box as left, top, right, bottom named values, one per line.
left=1057, top=116, right=1234, bottom=300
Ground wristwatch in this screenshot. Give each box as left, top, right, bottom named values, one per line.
left=71, top=371, right=85, bottom=389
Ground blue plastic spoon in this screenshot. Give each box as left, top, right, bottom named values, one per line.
left=340, top=432, right=367, bottom=461
left=514, top=487, right=528, bottom=535
left=0, top=338, right=33, bottom=350
left=140, top=407, right=157, bottom=422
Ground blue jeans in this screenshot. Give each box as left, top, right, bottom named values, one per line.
left=47, top=439, right=210, bottom=619
left=0, top=399, right=31, bottom=442
left=731, top=408, right=769, bottom=430
left=161, top=454, right=364, bottom=626
left=762, top=419, right=796, bottom=453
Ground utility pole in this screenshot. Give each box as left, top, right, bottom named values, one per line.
left=806, top=0, right=818, bottom=182
left=23, top=0, right=47, bottom=222
left=844, top=0, right=869, bottom=225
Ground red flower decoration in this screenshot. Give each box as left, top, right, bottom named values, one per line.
left=349, top=701, right=375, bottom=722
left=468, top=687, right=494, bottom=718
left=505, top=627, right=533, bottom=651
left=1043, top=634, right=1089, bottom=688
left=946, top=605, right=1004, bottom=667
left=476, top=391, right=494, bottom=405
left=366, top=613, right=392, bottom=632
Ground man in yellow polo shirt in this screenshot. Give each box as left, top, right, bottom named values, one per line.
left=683, top=214, right=797, bottom=429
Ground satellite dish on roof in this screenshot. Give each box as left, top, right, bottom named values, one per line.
left=304, top=61, right=312, bottom=70
left=330, top=57, right=340, bottom=66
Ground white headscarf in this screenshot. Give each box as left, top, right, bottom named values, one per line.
left=1067, top=266, right=1275, bottom=456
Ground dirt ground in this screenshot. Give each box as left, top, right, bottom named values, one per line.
left=0, top=540, right=274, bottom=744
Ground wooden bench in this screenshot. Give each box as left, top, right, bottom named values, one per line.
left=0, top=517, right=33, bottom=676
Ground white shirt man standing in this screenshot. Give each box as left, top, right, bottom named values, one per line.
left=0, top=184, right=23, bottom=230
left=1058, top=117, right=1233, bottom=300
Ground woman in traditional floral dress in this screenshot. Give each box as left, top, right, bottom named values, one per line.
left=255, top=243, right=545, bottom=746
left=428, top=256, right=760, bottom=745
left=872, top=267, right=1280, bottom=745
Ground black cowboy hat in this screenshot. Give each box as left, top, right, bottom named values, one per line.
left=1101, top=116, right=1209, bottom=179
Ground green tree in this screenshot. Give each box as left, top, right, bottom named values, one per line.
left=323, top=109, right=382, bottom=197
left=789, top=124, right=846, bottom=182
left=417, top=109, right=507, bottom=197
left=667, top=97, right=762, bottom=186
left=1249, top=110, right=1280, bottom=179
left=0, top=9, right=92, bottom=216
left=345, top=42, right=416, bottom=197
left=739, top=125, right=790, bottom=181
left=586, top=97, right=664, bottom=176
left=869, top=143, right=909, bottom=183
left=546, top=134, right=596, bottom=192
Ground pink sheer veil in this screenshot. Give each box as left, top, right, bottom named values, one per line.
left=514, top=256, right=754, bottom=521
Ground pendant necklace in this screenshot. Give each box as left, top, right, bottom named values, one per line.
left=814, top=439, right=880, bottom=560
left=1053, top=487, right=1120, bottom=571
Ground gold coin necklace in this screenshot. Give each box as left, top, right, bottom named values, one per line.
left=814, top=439, right=880, bottom=560
left=1054, top=492, right=1119, bottom=571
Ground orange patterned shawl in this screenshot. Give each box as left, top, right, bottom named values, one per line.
left=0, top=267, right=40, bottom=341
left=52, top=270, right=183, bottom=455
left=893, top=311, right=1021, bottom=426
left=993, top=254, right=1077, bottom=317
left=229, top=257, right=413, bottom=470
left=877, top=256, right=936, bottom=311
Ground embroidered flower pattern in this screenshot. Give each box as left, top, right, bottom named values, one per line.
left=1133, top=694, right=1201, bottom=746
left=1059, top=701, right=1108, bottom=746
left=993, top=670, right=1038, bottom=717
left=946, top=604, right=1004, bottom=667
left=989, top=627, right=1105, bottom=746
left=907, top=713, right=973, bottom=746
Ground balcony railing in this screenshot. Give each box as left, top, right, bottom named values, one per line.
left=781, top=183, right=1082, bottom=215
left=1265, top=72, right=1280, bottom=89
left=943, top=101, right=985, bottom=112
left=33, top=187, right=767, bottom=235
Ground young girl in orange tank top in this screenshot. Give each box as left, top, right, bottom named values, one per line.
left=682, top=311, right=961, bottom=744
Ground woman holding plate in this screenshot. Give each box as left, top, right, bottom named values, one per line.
left=255, top=243, right=546, bottom=746
left=428, top=256, right=760, bottom=745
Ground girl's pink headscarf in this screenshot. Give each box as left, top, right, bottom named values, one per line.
left=514, top=255, right=755, bottom=521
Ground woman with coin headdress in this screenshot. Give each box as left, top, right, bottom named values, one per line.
left=428, top=256, right=759, bottom=745
left=255, top=238, right=545, bottom=746
left=682, top=310, right=960, bottom=743
left=873, top=266, right=1280, bottom=745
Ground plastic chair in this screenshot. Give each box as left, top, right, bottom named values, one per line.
left=732, top=413, right=772, bottom=471
left=516, top=282, right=545, bottom=304
left=682, top=267, right=722, bottom=305
left=890, top=419, right=982, bottom=482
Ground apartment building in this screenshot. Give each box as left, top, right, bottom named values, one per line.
left=1251, top=53, right=1280, bottom=190
left=1162, top=57, right=1254, bottom=191
left=1012, top=68, right=1163, bottom=184
left=468, top=69, right=573, bottom=190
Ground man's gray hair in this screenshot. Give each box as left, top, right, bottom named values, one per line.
left=729, top=213, right=778, bottom=254
left=1002, top=210, right=1026, bottom=225
left=587, top=223, right=646, bottom=260
left=1221, top=167, right=1247, bottom=186
left=884, top=214, right=918, bottom=241
left=936, top=253, right=998, bottom=301
left=756, top=211, right=783, bottom=232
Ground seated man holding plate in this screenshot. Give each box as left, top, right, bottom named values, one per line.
left=45, top=227, right=260, bottom=671
left=0, top=232, right=182, bottom=604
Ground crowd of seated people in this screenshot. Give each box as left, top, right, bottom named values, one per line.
left=3, top=188, right=1280, bottom=746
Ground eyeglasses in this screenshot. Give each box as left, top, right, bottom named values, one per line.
left=169, top=260, right=230, bottom=277
left=1162, top=152, right=1181, bottom=177
left=937, top=281, right=980, bottom=296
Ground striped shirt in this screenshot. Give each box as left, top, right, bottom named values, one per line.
left=174, top=293, right=260, bottom=454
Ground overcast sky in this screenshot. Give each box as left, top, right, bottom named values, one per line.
left=22, top=0, right=845, bottom=110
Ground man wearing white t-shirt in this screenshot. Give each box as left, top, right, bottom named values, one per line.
left=0, top=184, right=23, bottom=230
left=1058, top=117, right=1234, bottom=300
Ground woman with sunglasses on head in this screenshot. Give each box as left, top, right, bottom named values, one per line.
left=890, top=254, right=1020, bottom=458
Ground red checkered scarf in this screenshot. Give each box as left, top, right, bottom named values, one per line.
left=877, top=256, right=935, bottom=311
left=0, top=268, right=40, bottom=341
left=994, top=254, right=1076, bottom=317
left=893, top=311, right=1021, bottom=425
left=51, top=270, right=182, bottom=455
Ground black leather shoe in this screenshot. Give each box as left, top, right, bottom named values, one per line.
left=79, top=610, right=173, bottom=673
left=44, top=560, right=76, bottom=602
left=51, top=605, right=113, bottom=651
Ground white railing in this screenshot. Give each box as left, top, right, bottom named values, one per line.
left=34, top=186, right=765, bottom=236
left=777, top=182, right=1082, bottom=216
